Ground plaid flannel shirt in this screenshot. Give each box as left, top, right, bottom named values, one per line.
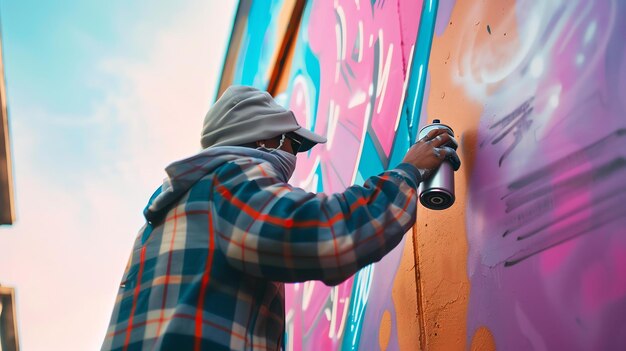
left=102, top=147, right=420, bottom=351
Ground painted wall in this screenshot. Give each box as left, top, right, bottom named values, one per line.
left=231, top=0, right=285, bottom=88
left=421, top=0, right=626, bottom=350
left=218, top=0, right=626, bottom=350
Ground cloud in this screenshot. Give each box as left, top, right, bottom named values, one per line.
left=0, top=1, right=236, bottom=350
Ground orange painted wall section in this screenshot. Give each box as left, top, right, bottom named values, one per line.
left=414, top=0, right=523, bottom=348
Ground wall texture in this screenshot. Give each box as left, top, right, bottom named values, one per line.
left=423, top=1, right=626, bottom=350
left=217, top=0, right=626, bottom=350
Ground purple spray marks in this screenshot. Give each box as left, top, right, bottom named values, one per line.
left=464, top=0, right=626, bottom=349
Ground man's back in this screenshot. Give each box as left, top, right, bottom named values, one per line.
left=102, top=150, right=287, bottom=351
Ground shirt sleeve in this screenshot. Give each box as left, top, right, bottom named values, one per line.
left=212, top=157, right=421, bottom=285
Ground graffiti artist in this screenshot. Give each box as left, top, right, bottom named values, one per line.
left=101, top=85, right=460, bottom=350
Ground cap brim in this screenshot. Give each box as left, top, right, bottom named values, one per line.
left=292, top=127, right=327, bottom=152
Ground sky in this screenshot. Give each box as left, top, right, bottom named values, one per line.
left=0, top=1, right=238, bottom=349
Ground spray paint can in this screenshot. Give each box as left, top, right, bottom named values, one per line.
left=418, top=119, right=457, bottom=210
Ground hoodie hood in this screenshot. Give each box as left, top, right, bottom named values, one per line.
left=143, top=146, right=283, bottom=224
left=200, top=86, right=326, bottom=152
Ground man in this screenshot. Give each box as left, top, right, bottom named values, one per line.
left=102, top=86, right=459, bottom=350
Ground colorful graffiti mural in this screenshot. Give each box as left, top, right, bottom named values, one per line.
left=218, top=0, right=626, bottom=349
left=281, top=0, right=432, bottom=349
left=421, top=0, right=626, bottom=350
left=231, top=0, right=293, bottom=89
left=218, top=0, right=303, bottom=95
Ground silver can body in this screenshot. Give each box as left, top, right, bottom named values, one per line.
left=417, top=121, right=456, bottom=210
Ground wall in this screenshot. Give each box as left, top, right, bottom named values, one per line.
left=421, top=0, right=626, bottom=350
left=0, top=31, right=15, bottom=225
left=217, top=0, right=626, bottom=350
left=0, top=286, right=19, bottom=350
left=217, top=0, right=301, bottom=96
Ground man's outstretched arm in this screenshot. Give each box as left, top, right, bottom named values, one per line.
left=212, top=157, right=421, bottom=285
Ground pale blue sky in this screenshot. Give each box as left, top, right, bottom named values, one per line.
left=0, top=1, right=237, bottom=349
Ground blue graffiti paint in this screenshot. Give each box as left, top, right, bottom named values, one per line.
left=341, top=265, right=375, bottom=351
left=406, top=0, right=439, bottom=144
left=232, top=0, right=286, bottom=89
left=285, top=2, right=321, bottom=133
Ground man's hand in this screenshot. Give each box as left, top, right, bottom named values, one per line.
left=402, top=128, right=461, bottom=179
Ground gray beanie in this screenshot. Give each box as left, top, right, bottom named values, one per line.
left=201, top=86, right=326, bottom=151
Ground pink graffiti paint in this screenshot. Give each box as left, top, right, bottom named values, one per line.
left=288, top=0, right=420, bottom=193
left=582, top=243, right=626, bottom=312
left=283, top=0, right=422, bottom=350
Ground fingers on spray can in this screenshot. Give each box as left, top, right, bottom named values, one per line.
left=417, top=119, right=458, bottom=210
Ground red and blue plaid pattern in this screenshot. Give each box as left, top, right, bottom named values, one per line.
left=102, top=148, right=420, bottom=350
